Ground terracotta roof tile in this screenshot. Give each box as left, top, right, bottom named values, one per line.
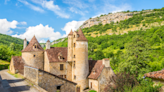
left=88, top=60, right=104, bottom=80
left=22, top=36, right=44, bottom=52
left=45, top=47, right=68, bottom=63
left=47, top=40, right=50, bottom=42
left=144, top=69, right=164, bottom=80
left=68, top=29, right=73, bottom=35
left=12, top=56, right=25, bottom=74
left=76, top=28, right=88, bottom=41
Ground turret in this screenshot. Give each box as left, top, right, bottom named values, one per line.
left=22, top=36, right=44, bottom=70
left=23, top=38, right=27, bottom=49
left=74, top=28, right=89, bottom=91
left=67, top=29, right=73, bottom=62
left=46, top=40, right=50, bottom=49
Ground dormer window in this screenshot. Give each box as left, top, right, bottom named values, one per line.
left=58, top=52, right=64, bottom=61
left=92, top=69, right=96, bottom=74
left=33, top=43, right=38, bottom=49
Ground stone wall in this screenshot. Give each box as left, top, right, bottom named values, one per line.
left=89, top=79, right=98, bottom=92
left=24, top=66, right=39, bottom=84
left=24, top=65, right=76, bottom=92
left=22, top=51, right=44, bottom=70
left=10, top=59, right=15, bottom=74
left=98, top=67, right=115, bottom=92
left=38, top=69, right=76, bottom=92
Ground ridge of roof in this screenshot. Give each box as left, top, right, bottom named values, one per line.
left=22, top=36, right=44, bottom=52
left=76, top=28, right=88, bottom=41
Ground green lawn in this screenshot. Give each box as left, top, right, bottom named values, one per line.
left=89, top=90, right=97, bottom=92
left=0, top=60, right=10, bottom=70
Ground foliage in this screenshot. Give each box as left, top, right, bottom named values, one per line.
left=89, top=90, right=97, bottom=92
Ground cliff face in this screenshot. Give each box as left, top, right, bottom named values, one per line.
left=81, top=12, right=134, bottom=28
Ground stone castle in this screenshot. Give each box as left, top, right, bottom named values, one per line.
left=10, top=29, right=115, bottom=92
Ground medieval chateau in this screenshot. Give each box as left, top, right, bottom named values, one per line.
left=10, top=29, right=115, bottom=92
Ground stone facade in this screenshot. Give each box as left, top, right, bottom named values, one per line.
left=89, top=79, right=98, bottom=91
left=10, top=58, right=15, bottom=74
left=22, top=51, right=44, bottom=70
left=98, top=67, right=115, bottom=92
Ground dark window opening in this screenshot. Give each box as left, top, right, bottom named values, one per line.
left=74, top=55, right=75, bottom=58
left=74, top=35, right=75, bottom=38
left=35, top=45, right=36, bottom=48
left=60, top=64, right=64, bottom=70
left=74, top=75, right=76, bottom=80
left=34, top=55, right=35, bottom=57
left=64, top=75, right=66, bottom=79
left=74, top=61, right=75, bottom=68
left=60, top=56, right=62, bottom=59
left=74, top=43, right=76, bottom=47
left=57, top=86, right=61, bottom=91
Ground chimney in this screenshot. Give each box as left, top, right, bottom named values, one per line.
left=102, top=58, right=110, bottom=67
left=23, top=38, right=27, bottom=49
left=46, top=40, right=50, bottom=49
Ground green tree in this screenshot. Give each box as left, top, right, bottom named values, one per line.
left=118, top=36, right=150, bottom=78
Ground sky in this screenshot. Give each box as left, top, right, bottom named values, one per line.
left=0, top=0, right=164, bottom=43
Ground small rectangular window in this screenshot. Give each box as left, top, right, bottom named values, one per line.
left=74, top=75, right=76, bottom=80
left=74, top=55, right=75, bottom=58
left=74, top=61, right=75, bottom=68
left=60, top=64, right=64, bottom=70
left=74, top=43, right=76, bottom=47
left=64, top=75, right=66, bottom=79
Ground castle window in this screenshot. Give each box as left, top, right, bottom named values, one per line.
left=34, top=55, right=35, bottom=57
left=64, top=75, right=66, bottom=79
left=35, top=46, right=36, bottom=48
left=74, top=35, right=75, bottom=38
left=74, top=55, right=75, bottom=58
left=60, top=64, right=64, bottom=70
left=74, top=61, right=75, bottom=68
left=74, top=43, right=76, bottom=47
left=74, top=75, right=76, bottom=80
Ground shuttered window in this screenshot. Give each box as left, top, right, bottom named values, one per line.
left=60, top=64, right=64, bottom=70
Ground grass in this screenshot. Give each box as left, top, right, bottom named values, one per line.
left=89, top=90, right=97, bottom=92
left=7, top=71, right=24, bottom=79
left=0, top=59, right=10, bottom=70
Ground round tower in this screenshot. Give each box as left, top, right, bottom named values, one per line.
left=22, top=36, right=44, bottom=70
left=74, top=29, right=89, bottom=91
left=67, top=30, right=73, bottom=62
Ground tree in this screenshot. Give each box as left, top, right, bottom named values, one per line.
left=118, top=36, right=150, bottom=79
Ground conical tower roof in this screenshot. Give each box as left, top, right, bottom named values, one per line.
left=68, top=29, right=73, bottom=35
left=22, top=35, right=44, bottom=52
left=47, top=40, right=50, bottom=42
left=76, top=28, right=88, bottom=41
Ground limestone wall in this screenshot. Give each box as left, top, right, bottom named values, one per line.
left=74, top=41, right=89, bottom=91
left=24, top=66, right=76, bottom=92
left=44, top=51, right=50, bottom=72
left=89, top=79, right=98, bottom=92
left=22, top=51, right=44, bottom=70
left=38, top=69, right=76, bottom=92
left=24, top=66, right=39, bottom=84
left=10, top=59, right=15, bottom=74
left=67, top=35, right=73, bottom=62
left=98, top=67, right=115, bottom=92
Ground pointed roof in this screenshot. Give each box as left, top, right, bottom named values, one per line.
left=47, top=40, right=50, bottom=42
left=24, top=38, right=26, bottom=40
left=68, top=29, right=73, bottom=35
left=76, top=28, right=88, bottom=41
left=22, top=36, right=44, bottom=52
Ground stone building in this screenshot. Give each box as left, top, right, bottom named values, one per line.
left=10, top=28, right=115, bottom=92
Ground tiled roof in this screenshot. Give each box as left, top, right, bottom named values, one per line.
left=88, top=60, right=104, bottom=80
left=144, top=69, right=164, bottom=80
left=76, top=28, right=88, bottom=41
left=68, top=29, right=73, bottom=35
left=45, top=47, right=68, bottom=63
left=12, top=56, right=24, bottom=74
left=22, top=36, right=44, bottom=52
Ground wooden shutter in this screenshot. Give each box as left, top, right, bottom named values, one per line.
left=60, top=64, right=63, bottom=70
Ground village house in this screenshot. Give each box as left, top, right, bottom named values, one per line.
left=10, top=28, right=115, bottom=92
